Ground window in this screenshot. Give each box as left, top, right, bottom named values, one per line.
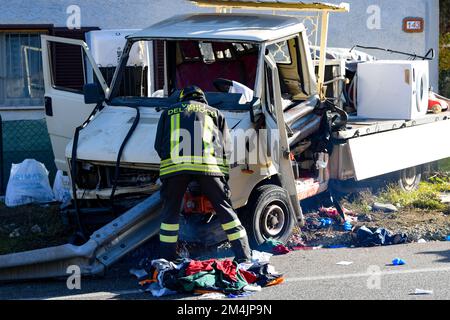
left=267, top=40, right=292, bottom=65
left=0, top=32, right=45, bottom=107
left=48, top=41, right=105, bottom=95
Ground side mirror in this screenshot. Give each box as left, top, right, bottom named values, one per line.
left=83, top=83, right=105, bottom=104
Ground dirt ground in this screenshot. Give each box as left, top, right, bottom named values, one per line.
left=0, top=202, right=72, bottom=255
left=298, top=189, right=450, bottom=248
left=0, top=183, right=449, bottom=255
left=299, top=208, right=450, bottom=248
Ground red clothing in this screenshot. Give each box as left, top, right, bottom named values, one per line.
left=240, top=270, right=258, bottom=284
left=185, top=259, right=238, bottom=282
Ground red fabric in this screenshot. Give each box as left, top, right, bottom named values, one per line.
left=179, top=41, right=201, bottom=60
left=273, top=244, right=290, bottom=255
left=185, top=259, right=238, bottom=282
left=212, top=42, right=232, bottom=52
left=240, top=270, right=258, bottom=284
left=176, top=61, right=247, bottom=92
left=239, top=53, right=258, bottom=89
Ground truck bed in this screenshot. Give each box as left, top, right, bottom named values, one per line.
left=335, top=111, right=450, bottom=140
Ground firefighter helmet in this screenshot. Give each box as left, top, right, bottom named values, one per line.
left=178, top=85, right=207, bottom=103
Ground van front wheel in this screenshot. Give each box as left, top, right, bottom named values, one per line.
left=242, top=185, right=295, bottom=247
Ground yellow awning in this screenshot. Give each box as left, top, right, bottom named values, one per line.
left=190, top=0, right=350, bottom=12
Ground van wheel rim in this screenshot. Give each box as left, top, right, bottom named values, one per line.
left=262, top=204, right=286, bottom=237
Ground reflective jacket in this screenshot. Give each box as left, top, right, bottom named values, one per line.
left=154, top=100, right=231, bottom=179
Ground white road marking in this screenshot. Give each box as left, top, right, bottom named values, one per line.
left=285, top=266, right=450, bottom=283
left=33, top=266, right=450, bottom=300
left=44, top=289, right=142, bottom=300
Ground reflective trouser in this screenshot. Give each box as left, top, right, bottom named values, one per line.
left=158, top=174, right=252, bottom=262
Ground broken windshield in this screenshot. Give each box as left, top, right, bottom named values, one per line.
left=109, top=39, right=260, bottom=111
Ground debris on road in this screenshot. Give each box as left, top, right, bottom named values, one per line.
left=336, top=261, right=353, bottom=266
left=251, top=250, right=273, bottom=264
left=392, top=258, right=406, bottom=266
left=414, top=288, right=434, bottom=295
left=355, top=226, right=407, bottom=247
left=417, top=239, right=427, bottom=243
left=199, top=292, right=226, bottom=300
left=258, top=239, right=284, bottom=253
left=343, top=221, right=353, bottom=232
left=372, top=202, right=398, bottom=213
left=133, top=258, right=284, bottom=298
left=446, top=235, right=450, bottom=241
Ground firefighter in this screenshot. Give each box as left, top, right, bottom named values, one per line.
left=154, top=85, right=252, bottom=262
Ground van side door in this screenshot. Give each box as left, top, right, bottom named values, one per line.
left=41, top=35, right=109, bottom=172
left=263, top=52, right=304, bottom=224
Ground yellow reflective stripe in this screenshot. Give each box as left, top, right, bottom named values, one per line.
left=170, top=114, right=180, bottom=158
left=161, top=162, right=229, bottom=171
left=160, top=164, right=229, bottom=176
left=170, top=114, right=175, bottom=154
left=222, top=219, right=242, bottom=231
left=176, top=114, right=180, bottom=157
left=161, top=156, right=228, bottom=166
left=227, top=229, right=247, bottom=242
left=161, top=223, right=180, bottom=231
left=160, top=162, right=229, bottom=172
left=160, top=234, right=178, bottom=243
left=203, top=115, right=215, bottom=157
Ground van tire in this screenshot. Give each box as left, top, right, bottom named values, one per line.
left=242, top=185, right=295, bottom=247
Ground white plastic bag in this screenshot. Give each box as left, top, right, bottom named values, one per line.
left=52, top=170, right=72, bottom=204
left=5, top=159, right=55, bottom=207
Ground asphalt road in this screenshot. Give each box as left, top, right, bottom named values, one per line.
left=0, top=242, right=449, bottom=300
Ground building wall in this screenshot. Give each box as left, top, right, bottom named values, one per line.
left=0, top=0, right=439, bottom=92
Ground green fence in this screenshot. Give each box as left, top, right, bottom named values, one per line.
left=1, top=119, right=57, bottom=194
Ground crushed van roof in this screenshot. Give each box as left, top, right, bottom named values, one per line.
left=127, top=13, right=306, bottom=42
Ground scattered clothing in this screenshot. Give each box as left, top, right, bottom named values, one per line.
left=305, top=217, right=324, bottom=231
left=273, top=244, right=290, bottom=255
left=228, top=292, right=255, bottom=299
left=257, top=238, right=291, bottom=256
left=355, top=226, right=407, bottom=247
left=246, top=263, right=283, bottom=288
left=135, top=258, right=283, bottom=297
left=392, top=258, right=406, bottom=266
left=185, top=259, right=238, bottom=282
left=251, top=250, right=273, bottom=264
left=320, top=218, right=333, bottom=228
left=287, top=234, right=306, bottom=248
left=290, top=245, right=323, bottom=251
left=343, top=221, right=353, bottom=232
left=240, top=269, right=258, bottom=284
left=258, top=239, right=284, bottom=253
left=199, top=292, right=226, bottom=300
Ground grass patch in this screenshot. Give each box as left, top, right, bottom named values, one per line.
left=439, top=159, right=450, bottom=172
left=379, top=181, right=448, bottom=211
